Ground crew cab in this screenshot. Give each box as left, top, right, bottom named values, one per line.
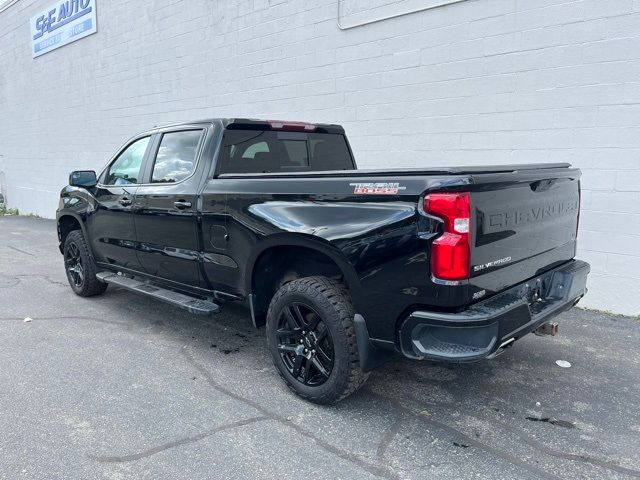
left=57, top=118, right=589, bottom=403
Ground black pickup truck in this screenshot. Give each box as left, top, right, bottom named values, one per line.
left=57, top=118, right=589, bottom=403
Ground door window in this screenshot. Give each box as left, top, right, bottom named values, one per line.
left=151, top=130, right=203, bottom=183
left=105, top=136, right=150, bottom=185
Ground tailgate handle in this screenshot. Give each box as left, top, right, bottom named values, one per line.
left=530, top=179, right=556, bottom=192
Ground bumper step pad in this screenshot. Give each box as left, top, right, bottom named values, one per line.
left=399, top=260, right=590, bottom=362
left=96, top=272, right=220, bottom=315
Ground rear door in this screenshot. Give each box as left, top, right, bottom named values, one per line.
left=133, top=127, right=206, bottom=288
left=89, top=135, right=152, bottom=271
left=469, top=167, right=581, bottom=298
left=200, top=124, right=357, bottom=296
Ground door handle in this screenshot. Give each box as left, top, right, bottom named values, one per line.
left=174, top=200, right=192, bottom=210
left=119, top=197, right=132, bottom=206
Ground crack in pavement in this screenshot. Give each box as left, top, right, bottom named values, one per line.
left=0, top=315, right=129, bottom=327
left=16, top=274, right=67, bottom=285
left=89, top=416, right=270, bottom=463
left=0, top=274, right=67, bottom=288
left=180, top=346, right=401, bottom=480
left=4, top=314, right=397, bottom=477
left=6, top=245, right=34, bottom=257
left=0, top=276, right=20, bottom=288
left=395, top=385, right=640, bottom=479
left=487, top=413, right=640, bottom=478
left=369, top=386, right=640, bottom=480
left=376, top=416, right=404, bottom=461
left=6, top=313, right=637, bottom=478
left=365, top=389, right=561, bottom=480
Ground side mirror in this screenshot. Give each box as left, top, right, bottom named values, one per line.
left=69, top=170, right=97, bottom=188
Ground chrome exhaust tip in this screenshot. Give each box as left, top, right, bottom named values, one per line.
left=487, top=338, right=515, bottom=359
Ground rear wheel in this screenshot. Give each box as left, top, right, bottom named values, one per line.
left=64, top=230, right=107, bottom=297
left=266, top=276, right=369, bottom=404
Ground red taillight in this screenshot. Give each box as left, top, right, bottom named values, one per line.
left=423, top=192, right=471, bottom=281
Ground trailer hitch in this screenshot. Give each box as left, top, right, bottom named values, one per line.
left=534, top=321, right=559, bottom=336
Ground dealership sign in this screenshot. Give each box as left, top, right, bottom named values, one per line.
left=30, top=0, right=97, bottom=58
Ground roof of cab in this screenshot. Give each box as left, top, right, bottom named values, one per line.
left=149, top=118, right=345, bottom=134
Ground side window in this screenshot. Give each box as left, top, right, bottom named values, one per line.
left=151, top=130, right=203, bottom=183
left=105, top=136, right=150, bottom=186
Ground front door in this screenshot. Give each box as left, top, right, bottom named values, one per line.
left=133, top=128, right=205, bottom=288
left=88, top=135, right=152, bottom=271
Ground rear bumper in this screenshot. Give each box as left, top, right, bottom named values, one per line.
left=398, top=260, right=590, bottom=362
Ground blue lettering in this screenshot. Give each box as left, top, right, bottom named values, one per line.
left=45, top=9, right=56, bottom=30
left=58, top=2, right=68, bottom=21
left=35, top=15, right=45, bottom=35
left=32, top=0, right=92, bottom=41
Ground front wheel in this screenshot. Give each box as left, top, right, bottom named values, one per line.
left=266, top=276, right=369, bottom=404
left=63, top=230, right=107, bottom=297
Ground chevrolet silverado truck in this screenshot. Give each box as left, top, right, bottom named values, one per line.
left=56, top=118, right=589, bottom=404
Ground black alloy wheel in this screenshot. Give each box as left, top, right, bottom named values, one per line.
left=266, top=276, right=369, bottom=404
left=65, top=241, right=85, bottom=288
left=275, top=302, right=334, bottom=386
left=63, top=230, right=108, bottom=297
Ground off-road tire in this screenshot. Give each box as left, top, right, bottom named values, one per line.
left=266, top=276, right=369, bottom=404
left=63, top=230, right=108, bottom=297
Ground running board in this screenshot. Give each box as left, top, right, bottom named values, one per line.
left=96, top=272, right=220, bottom=315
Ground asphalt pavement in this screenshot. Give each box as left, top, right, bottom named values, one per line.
left=1, top=215, right=639, bottom=480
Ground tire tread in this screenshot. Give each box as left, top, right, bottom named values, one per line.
left=64, top=230, right=107, bottom=297
left=266, top=276, right=369, bottom=404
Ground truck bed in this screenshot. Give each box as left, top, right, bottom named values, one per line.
left=218, top=163, right=572, bottom=178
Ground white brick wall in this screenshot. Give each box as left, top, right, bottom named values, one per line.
left=1, top=0, right=639, bottom=315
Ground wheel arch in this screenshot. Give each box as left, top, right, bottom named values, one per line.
left=246, top=234, right=361, bottom=326
left=56, top=212, right=89, bottom=253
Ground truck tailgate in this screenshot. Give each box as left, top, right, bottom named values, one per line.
left=469, top=167, right=581, bottom=299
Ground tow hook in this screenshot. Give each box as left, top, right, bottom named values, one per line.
left=535, top=322, right=559, bottom=337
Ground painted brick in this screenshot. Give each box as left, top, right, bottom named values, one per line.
left=607, top=254, right=640, bottom=280
left=583, top=192, right=640, bottom=214
left=615, top=171, right=640, bottom=192
left=579, top=211, right=640, bottom=235
left=579, top=230, right=639, bottom=256
left=580, top=169, right=617, bottom=192
left=578, top=272, right=640, bottom=315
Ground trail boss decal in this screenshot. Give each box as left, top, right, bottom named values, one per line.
left=350, top=182, right=406, bottom=195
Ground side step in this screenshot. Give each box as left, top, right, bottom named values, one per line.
left=96, top=272, right=220, bottom=315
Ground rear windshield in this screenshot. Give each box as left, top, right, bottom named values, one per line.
left=218, top=130, right=354, bottom=174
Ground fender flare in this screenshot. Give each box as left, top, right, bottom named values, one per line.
left=56, top=210, right=91, bottom=254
